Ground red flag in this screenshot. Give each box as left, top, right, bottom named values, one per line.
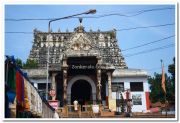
left=161, top=62, right=166, bottom=93
left=16, top=71, right=24, bottom=103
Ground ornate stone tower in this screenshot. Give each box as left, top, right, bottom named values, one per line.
left=29, top=19, right=127, bottom=70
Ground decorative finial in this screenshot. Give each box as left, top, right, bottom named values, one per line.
left=74, top=17, right=84, bottom=32
left=79, top=17, right=83, bottom=27
left=79, top=17, right=83, bottom=23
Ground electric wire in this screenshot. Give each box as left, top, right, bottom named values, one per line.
left=80, top=7, right=174, bottom=18
left=5, top=32, right=33, bottom=34
left=5, top=7, right=174, bottom=22
left=147, top=65, right=168, bottom=71
left=116, top=23, right=174, bottom=32
left=5, top=22, right=175, bottom=34
left=124, top=43, right=174, bottom=57
left=121, top=35, right=175, bottom=52
left=97, top=7, right=174, bottom=17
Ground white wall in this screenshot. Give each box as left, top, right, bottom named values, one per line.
left=30, top=78, right=51, bottom=89
left=143, top=82, right=150, bottom=92
left=110, top=76, right=149, bottom=112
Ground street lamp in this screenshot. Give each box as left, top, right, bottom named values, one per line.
left=46, top=9, right=96, bottom=100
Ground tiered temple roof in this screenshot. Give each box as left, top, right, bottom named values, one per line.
left=29, top=20, right=127, bottom=70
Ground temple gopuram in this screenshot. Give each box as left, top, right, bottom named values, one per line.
left=25, top=19, right=150, bottom=113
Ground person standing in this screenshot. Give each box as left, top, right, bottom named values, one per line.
left=73, top=100, right=78, bottom=112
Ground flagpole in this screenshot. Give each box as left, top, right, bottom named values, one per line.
left=161, top=59, right=167, bottom=117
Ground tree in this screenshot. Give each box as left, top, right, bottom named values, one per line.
left=148, top=73, right=168, bottom=103
left=168, top=57, right=175, bottom=105
left=15, top=58, right=23, bottom=68
left=148, top=58, right=175, bottom=105
left=23, top=59, right=38, bottom=69
left=148, top=73, right=170, bottom=103
left=168, top=57, right=175, bottom=86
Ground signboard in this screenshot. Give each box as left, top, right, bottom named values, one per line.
left=49, top=89, right=56, bottom=97
left=108, top=99, right=116, bottom=111
left=48, top=100, right=59, bottom=110
left=132, top=94, right=142, bottom=105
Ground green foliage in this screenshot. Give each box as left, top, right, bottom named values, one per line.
left=14, top=58, right=38, bottom=69
left=120, top=93, right=125, bottom=113
left=148, top=57, right=175, bottom=105
left=15, top=58, right=23, bottom=68
left=148, top=73, right=170, bottom=103
left=168, top=57, right=175, bottom=86
left=168, top=57, right=175, bottom=105
left=23, top=59, right=38, bottom=69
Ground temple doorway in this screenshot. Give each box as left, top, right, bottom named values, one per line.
left=71, top=80, right=92, bottom=105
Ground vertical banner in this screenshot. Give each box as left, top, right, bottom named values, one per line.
left=161, top=62, right=166, bottom=93
left=108, top=99, right=116, bottom=111
left=145, top=92, right=150, bottom=110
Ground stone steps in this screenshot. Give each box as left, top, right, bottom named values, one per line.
left=80, top=112, right=94, bottom=118
left=57, top=110, right=93, bottom=118
left=68, top=112, right=79, bottom=118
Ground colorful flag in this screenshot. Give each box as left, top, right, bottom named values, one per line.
left=161, top=62, right=166, bottom=93
left=16, top=71, right=24, bottom=103
left=23, top=78, right=30, bottom=111
left=7, top=67, right=16, bottom=91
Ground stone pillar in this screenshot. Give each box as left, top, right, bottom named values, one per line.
left=51, top=73, right=57, bottom=100
left=97, top=69, right=102, bottom=102
left=107, top=72, right=112, bottom=99
left=63, top=69, right=67, bottom=105
left=62, top=56, right=68, bottom=105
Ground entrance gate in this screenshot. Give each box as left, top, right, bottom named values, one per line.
left=67, top=75, right=96, bottom=105
left=71, top=80, right=92, bottom=105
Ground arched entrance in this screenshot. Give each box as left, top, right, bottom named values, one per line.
left=71, top=80, right=91, bottom=105
left=67, top=75, right=96, bottom=105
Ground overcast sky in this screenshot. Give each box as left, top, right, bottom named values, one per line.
left=5, top=5, right=176, bottom=76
